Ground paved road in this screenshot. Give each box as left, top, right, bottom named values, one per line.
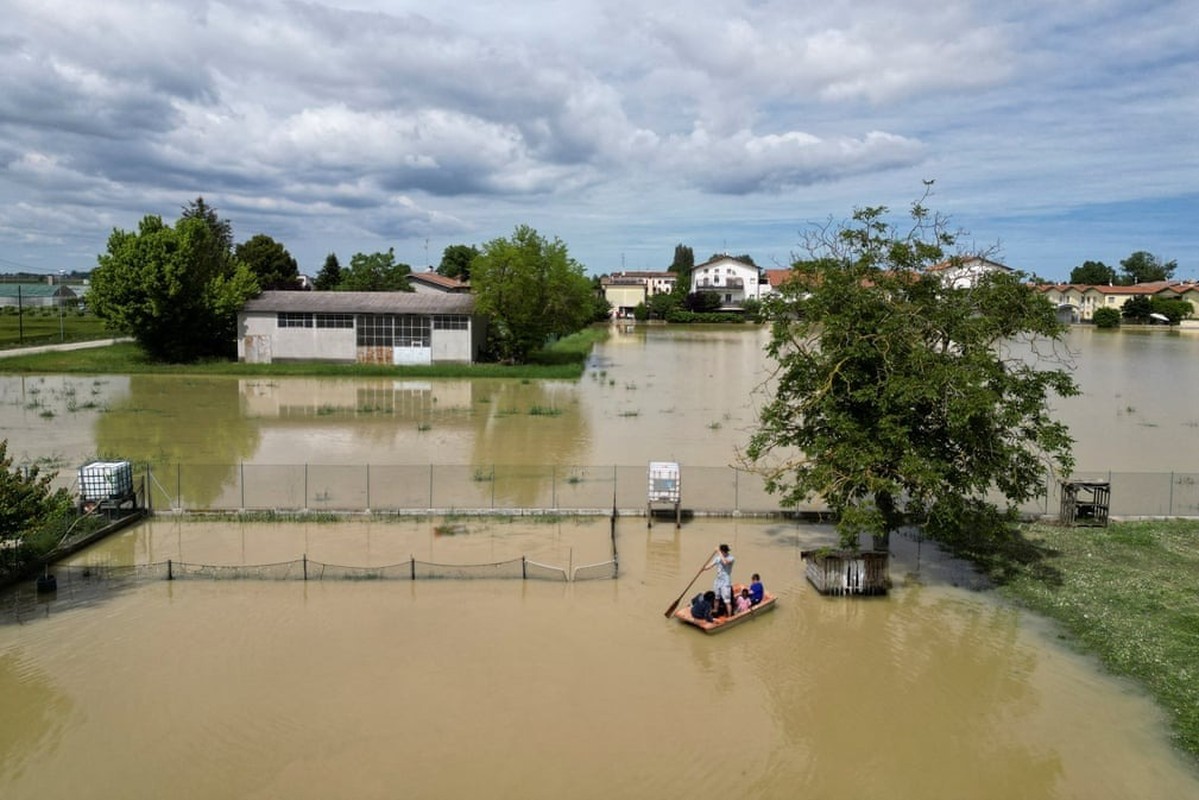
left=0, top=337, right=132, bottom=359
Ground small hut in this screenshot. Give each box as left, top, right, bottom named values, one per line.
left=1059, top=480, right=1110, bottom=527
left=800, top=549, right=890, bottom=596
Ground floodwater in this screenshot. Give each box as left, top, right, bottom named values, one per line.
left=1, top=325, right=1198, bottom=485
left=3, top=324, right=1199, bottom=798
left=3, top=517, right=1199, bottom=798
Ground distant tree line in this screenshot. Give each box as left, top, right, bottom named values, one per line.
left=1069, top=252, right=1179, bottom=286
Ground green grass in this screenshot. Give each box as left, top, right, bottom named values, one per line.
left=0, top=310, right=113, bottom=348
left=0, top=341, right=591, bottom=379
left=975, top=520, right=1199, bottom=760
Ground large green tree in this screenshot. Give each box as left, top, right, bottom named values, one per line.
left=437, top=244, right=479, bottom=281
left=471, top=225, right=593, bottom=363
left=747, top=196, right=1078, bottom=549
left=339, top=248, right=413, bottom=292
left=314, top=253, right=342, bottom=290
left=1119, top=251, right=1177, bottom=284
left=236, top=234, right=301, bottom=290
left=1069, top=260, right=1116, bottom=285
left=90, top=209, right=259, bottom=362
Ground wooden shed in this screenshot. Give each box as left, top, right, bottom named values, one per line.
left=1059, top=480, right=1110, bottom=527
left=800, top=549, right=890, bottom=596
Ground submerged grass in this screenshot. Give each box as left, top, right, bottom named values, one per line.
left=976, top=520, right=1199, bottom=760
left=0, top=330, right=609, bottom=379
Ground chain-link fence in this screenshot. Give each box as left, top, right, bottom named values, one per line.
left=128, top=462, right=1199, bottom=519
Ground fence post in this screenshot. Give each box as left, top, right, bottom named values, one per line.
left=366, top=464, right=371, bottom=511
left=240, top=462, right=245, bottom=510
left=410, top=555, right=415, bottom=580
left=167, top=558, right=173, bottom=581
left=522, top=556, right=527, bottom=580
left=147, top=464, right=153, bottom=513
left=303, top=553, right=308, bottom=581
left=304, top=464, right=309, bottom=512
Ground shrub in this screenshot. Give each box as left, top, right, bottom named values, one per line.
left=1093, top=307, right=1121, bottom=328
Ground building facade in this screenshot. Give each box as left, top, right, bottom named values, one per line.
left=689, top=256, right=765, bottom=306
left=600, top=271, right=677, bottom=318
left=238, top=291, right=485, bottom=365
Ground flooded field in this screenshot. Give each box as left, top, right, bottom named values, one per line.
left=3, top=324, right=1199, bottom=798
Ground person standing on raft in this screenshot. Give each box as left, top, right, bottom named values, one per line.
left=702, top=544, right=735, bottom=616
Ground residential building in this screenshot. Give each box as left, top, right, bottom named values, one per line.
left=689, top=256, right=765, bottom=307
left=600, top=271, right=677, bottom=318
left=1035, top=281, right=1199, bottom=322
left=926, top=256, right=1014, bottom=289
left=238, top=291, right=485, bottom=365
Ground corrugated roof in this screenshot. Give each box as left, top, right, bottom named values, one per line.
left=242, top=291, right=475, bottom=314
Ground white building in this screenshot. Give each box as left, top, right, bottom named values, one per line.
left=926, top=256, right=1013, bottom=289
left=238, top=291, right=486, bottom=366
left=689, top=256, right=765, bottom=306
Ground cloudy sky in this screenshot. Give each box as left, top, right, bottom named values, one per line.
left=2, top=0, right=1195, bottom=281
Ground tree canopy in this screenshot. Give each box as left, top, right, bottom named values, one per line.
left=1069, top=260, right=1116, bottom=285
left=747, top=196, right=1078, bottom=548
left=314, top=253, right=342, bottom=290
left=437, top=244, right=479, bottom=281
left=471, top=225, right=593, bottom=363
left=339, top=248, right=413, bottom=292
left=89, top=206, right=259, bottom=362
left=1119, top=251, right=1177, bottom=284
left=236, top=234, right=301, bottom=290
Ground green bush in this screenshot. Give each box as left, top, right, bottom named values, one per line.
left=1093, top=307, right=1121, bottom=328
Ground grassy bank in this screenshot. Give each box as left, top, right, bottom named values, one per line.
left=0, top=309, right=112, bottom=348
left=0, top=328, right=607, bottom=379
left=967, top=520, right=1199, bottom=760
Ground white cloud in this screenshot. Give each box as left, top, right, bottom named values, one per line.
left=0, top=0, right=1194, bottom=278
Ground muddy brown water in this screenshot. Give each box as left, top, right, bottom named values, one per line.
left=3, top=517, right=1198, bottom=799
left=3, top=325, right=1199, bottom=798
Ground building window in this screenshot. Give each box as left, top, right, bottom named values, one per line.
left=278, top=312, right=313, bottom=328
left=433, top=315, right=468, bottom=330
left=316, top=313, right=353, bottom=328
left=356, top=314, right=430, bottom=347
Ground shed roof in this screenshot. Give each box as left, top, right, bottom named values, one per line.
left=241, top=291, right=475, bottom=315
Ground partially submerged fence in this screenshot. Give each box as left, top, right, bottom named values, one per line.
left=123, top=463, right=1199, bottom=519
left=36, top=554, right=617, bottom=587
left=134, top=463, right=814, bottom=515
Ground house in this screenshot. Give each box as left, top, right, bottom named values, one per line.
left=600, top=271, right=677, bottom=318
left=237, top=291, right=486, bottom=365
left=1035, top=281, right=1196, bottom=323
left=926, top=256, right=1014, bottom=289
left=689, top=256, right=765, bottom=307
left=409, top=271, right=470, bottom=294
left=761, top=269, right=795, bottom=295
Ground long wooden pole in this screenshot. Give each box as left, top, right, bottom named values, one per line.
left=664, top=550, right=714, bottom=618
